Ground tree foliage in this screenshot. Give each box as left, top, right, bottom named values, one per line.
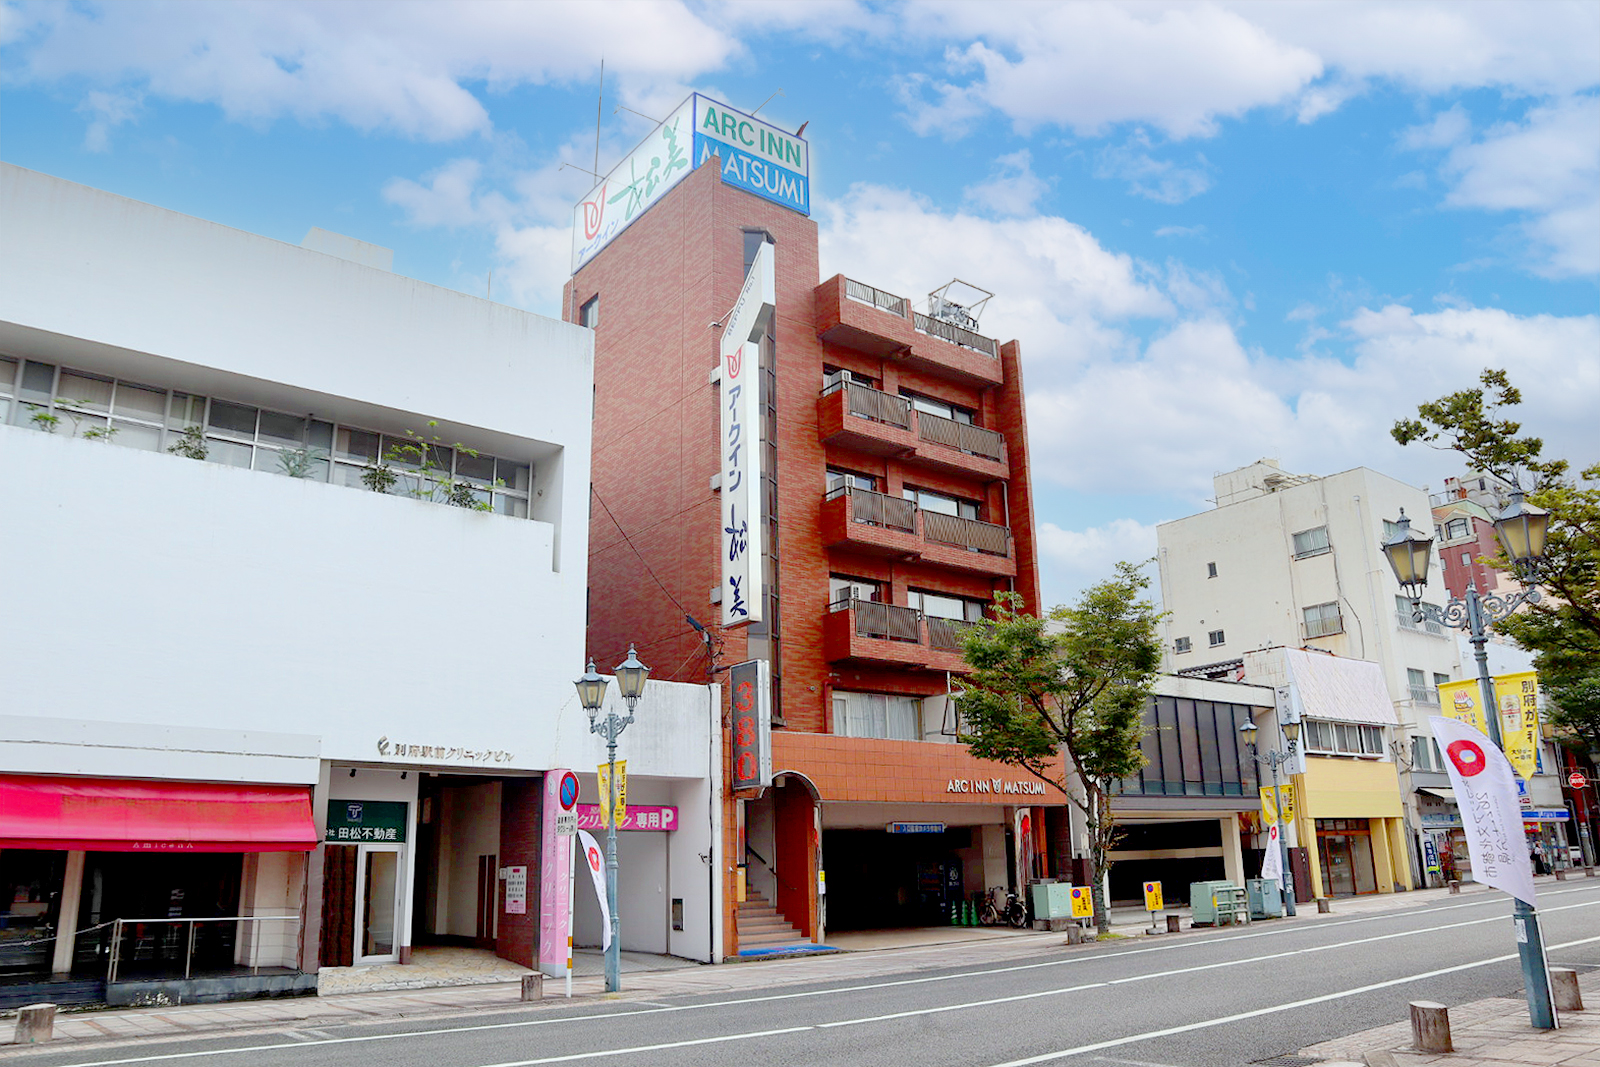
left=1393, top=368, right=1600, bottom=752
left=956, top=562, right=1163, bottom=930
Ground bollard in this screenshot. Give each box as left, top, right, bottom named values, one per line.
left=1556, top=868, right=1568, bottom=881
left=1316, top=897, right=1331, bottom=914
left=1448, top=880, right=1460, bottom=894
left=521, top=974, right=544, bottom=1002
left=1586, top=866, right=1595, bottom=878
left=1064, top=924, right=1084, bottom=945
left=1410, top=1001, right=1452, bottom=1053
left=1551, top=968, right=1584, bottom=1012
left=13, top=1004, right=57, bottom=1044
left=1166, top=914, right=1181, bottom=934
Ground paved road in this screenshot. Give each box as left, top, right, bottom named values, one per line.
left=15, top=880, right=1600, bottom=1067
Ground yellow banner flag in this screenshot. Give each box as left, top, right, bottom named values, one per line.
left=1259, top=784, right=1294, bottom=827
left=1438, top=679, right=1490, bottom=735
left=597, top=759, right=628, bottom=827
left=1493, top=671, right=1540, bottom=781
left=1279, top=783, right=1296, bottom=824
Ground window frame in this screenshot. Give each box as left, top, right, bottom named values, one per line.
left=1292, top=526, right=1331, bottom=559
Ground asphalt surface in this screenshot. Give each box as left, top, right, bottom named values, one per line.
left=11, top=880, right=1600, bottom=1067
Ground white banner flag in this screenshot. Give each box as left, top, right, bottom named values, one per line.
left=1430, top=715, right=1537, bottom=907
left=575, top=828, right=612, bottom=950
left=1260, top=823, right=1283, bottom=886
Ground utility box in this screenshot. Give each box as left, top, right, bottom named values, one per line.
left=1030, top=880, right=1074, bottom=919
left=1188, top=880, right=1238, bottom=926
left=1246, top=878, right=1282, bottom=919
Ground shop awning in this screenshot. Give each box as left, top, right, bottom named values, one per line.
left=0, top=775, right=318, bottom=852
left=1418, top=787, right=1457, bottom=802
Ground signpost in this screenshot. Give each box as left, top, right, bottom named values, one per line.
left=1143, top=881, right=1164, bottom=933
left=1571, top=772, right=1589, bottom=791
left=557, top=769, right=578, bottom=998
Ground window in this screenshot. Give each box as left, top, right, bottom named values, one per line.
left=833, top=691, right=920, bottom=741
left=903, top=486, right=979, bottom=520
left=1292, top=526, right=1331, bottom=558
left=909, top=589, right=985, bottom=622
left=1303, top=719, right=1385, bottom=757
left=1208, top=629, right=1226, bottom=647
left=899, top=389, right=975, bottom=425
left=829, top=575, right=882, bottom=609
left=1207, top=562, right=1218, bottom=578
left=1407, top=668, right=1438, bottom=704
left=1411, top=735, right=1432, bottom=771
left=1461, top=551, right=1472, bottom=566
left=1444, top=517, right=1469, bottom=541
left=742, top=230, right=773, bottom=278
left=578, top=295, right=599, bottom=329
left=1433, top=672, right=1450, bottom=689
left=1174, top=636, right=1192, bottom=654
left=1302, top=601, right=1343, bottom=638
left=823, top=365, right=875, bottom=392
left=825, top=468, right=877, bottom=495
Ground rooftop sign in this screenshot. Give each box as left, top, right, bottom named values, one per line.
left=571, top=94, right=809, bottom=273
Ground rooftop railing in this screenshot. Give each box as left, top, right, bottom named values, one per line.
left=912, top=311, right=999, bottom=358
left=844, top=278, right=909, bottom=317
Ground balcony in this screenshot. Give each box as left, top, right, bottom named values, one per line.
left=821, top=486, right=1018, bottom=578
left=1395, top=610, right=1447, bottom=637
left=818, top=382, right=1009, bottom=480
left=814, top=275, right=1004, bottom=387
left=822, top=598, right=970, bottom=672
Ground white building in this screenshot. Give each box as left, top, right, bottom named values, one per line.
left=1156, top=460, right=1463, bottom=891
left=0, top=165, right=717, bottom=1005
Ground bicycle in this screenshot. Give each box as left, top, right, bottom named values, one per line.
left=978, top=886, right=1029, bottom=928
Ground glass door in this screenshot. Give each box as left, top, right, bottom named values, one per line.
left=354, top=845, right=401, bottom=964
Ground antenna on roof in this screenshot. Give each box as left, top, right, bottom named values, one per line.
left=750, top=88, right=785, bottom=116
left=559, top=162, right=604, bottom=180
left=926, top=279, right=994, bottom=330
left=613, top=104, right=665, bottom=125
left=593, top=58, right=604, bottom=178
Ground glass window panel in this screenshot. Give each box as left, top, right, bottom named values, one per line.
left=493, top=494, right=529, bottom=518
left=337, top=428, right=381, bottom=463
left=257, top=410, right=306, bottom=447
left=334, top=462, right=372, bottom=489
left=424, top=444, right=452, bottom=473
left=308, top=420, right=334, bottom=451
left=457, top=452, right=495, bottom=484
left=1178, top=699, right=1203, bottom=784
left=254, top=447, right=288, bottom=475
left=110, top=420, right=161, bottom=451
left=206, top=437, right=252, bottom=467
left=168, top=393, right=207, bottom=429
left=112, top=382, right=166, bottom=421
left=58, top=372, right=113, bottom=411
left=20, top=361, right=55, bottom=401
left=62, top=412, right=109, bottom=437
left=0, top=398, right=9, bottom=423
left=497, top=460, right=531, bottom=492
left=887, top=697, right=919, bottom=741
left=382, top=435, right=422, bottom=468
left=0, top=356, right=16, bottom=394
left=1197, top=702, right=1223, bottom=784
left=208, top=400, right=257, bottom=439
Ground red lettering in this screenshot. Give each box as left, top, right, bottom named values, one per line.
left=736, top=715, right=756, bottom=746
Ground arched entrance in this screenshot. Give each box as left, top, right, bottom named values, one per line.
left=740, top=772, right=820, bottom=949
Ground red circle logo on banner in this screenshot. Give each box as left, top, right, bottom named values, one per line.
left=1446, top=739, right=1489, bottom=777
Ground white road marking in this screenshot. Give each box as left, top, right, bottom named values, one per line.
left=472, top=1026, right=814, bottom=1066
left=44, top=893, right=1600, bottom=1067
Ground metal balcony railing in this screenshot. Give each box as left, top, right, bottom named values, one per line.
left=824, top=380, right=913, bottom=431
left=843, top=278, right=909, bottom=317
left=922, top=511, right=1011, bottom=557
left=107, top=914, right=301, bottom=983
left=1410, top=685, right=1441, bottom=705
left=926, top=617, right=974, bottom=651
left=1395, top=610, right=1446, bottom=636
left=912, top=312, right=999, bottom=357
left=831, top=597, right=923, bottom=643
left=917, top=411, right=1005, bottom=463
left=829, top=485, right=916, bottom=533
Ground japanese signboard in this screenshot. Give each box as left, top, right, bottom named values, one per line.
left=576, top=804, right=678, bottom=832
left=1493, top=670, right=1540, bottom=781
left=1143, top=881, right=1164, bottom=912
left=1438, top=678, right=1491, bottom=735
left=597, top=760, right=627, bottom=827
left=571, top=97, right=694, bottom=273
left=1069, top=885, right=1093, bottom=919
left=538, top=769, right=576, bottom=972
left=719, top=240, right=774, bottom=626
left=1430, top=715, right=1536, bottom=906
left=325, top=799, right=407, bottom=843
left=504, top=865, right=528, bottom=915
left=1258, top=784, right=1296, bottom=827
left=729, top=658, right=773, bottom=791
left=692, top=98, right=809, bottom=215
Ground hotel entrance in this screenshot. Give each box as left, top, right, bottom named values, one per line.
left=1317, top=819, right=1377, bottom=895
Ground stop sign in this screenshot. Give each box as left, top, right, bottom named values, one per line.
left=1570, top=771, right=1589, bottom=790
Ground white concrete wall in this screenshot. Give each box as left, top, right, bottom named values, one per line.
left=237, top=851, right=305, bottom=969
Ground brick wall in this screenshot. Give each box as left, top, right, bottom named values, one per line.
left=496, top=777, right=543, bottom=968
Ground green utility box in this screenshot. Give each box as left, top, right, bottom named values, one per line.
left=1030, top=880, right=1074, bottom=919
left=1188, top=880, right=1242, bottom=926
left=1246, top=878, right=1282, bottom=919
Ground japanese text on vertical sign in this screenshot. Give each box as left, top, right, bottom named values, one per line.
left=718, top=239, right=773, bottom=627
left=729, top=659, right=772, bottom=791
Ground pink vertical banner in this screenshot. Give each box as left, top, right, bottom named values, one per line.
left=538, top=769, right=575, bottom=973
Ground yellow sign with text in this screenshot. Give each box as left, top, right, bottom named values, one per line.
left=1259, top=784, right=1295, bottom=827
left=1070, top=885, right=1093, bottom=919
left=1438, top=679, right=1490, bottom=735
left=1143, top=881, right=1164, bottom=912
left=597, top=759, right=628, bottom=827
left=1493, top=671, right=1540, bottom=781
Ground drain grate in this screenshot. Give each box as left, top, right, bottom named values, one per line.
left=1250, top=1057, right=1325, bottom=1067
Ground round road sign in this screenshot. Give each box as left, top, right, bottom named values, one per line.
left=1570, top=771, right=1589, bottom=790
left=559, top=770, right=580, bottom=810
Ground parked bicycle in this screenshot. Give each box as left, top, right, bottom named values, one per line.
left=978, top=886, right=1029, bottom=928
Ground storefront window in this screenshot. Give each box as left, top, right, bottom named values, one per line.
left=0, top=850, right=66, bottom=977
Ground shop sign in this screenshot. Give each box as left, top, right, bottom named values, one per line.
left=719, top=241, right=774, bottom=626
left=1522, top=810, right=1571, bottom=822
left=1570, top=771, right=1588, bottom=790
left=1493, top=671, right=1540, bottom=781
left=730, top=658, right=773, bottom=790
left=886, top=822, right=946, bottom=834
left=504, top=865, right=528, bottom=915
left=1421, top=812, right=1463, bottom=828
left=1423, top=837, right=1441, bottom=874
left=597, top=760, right=627, bottom=827
left=693, top=97, right=809, bottom=215
left=571, top=96, right=695, bottom=272
left=576, top=804, right=678, bottom=831
left=945, top=777, right=1048, bottom=795
left=375, top=736, right=513, bottom=764
left=1431, top=715, right=1536, bottom=906
left=325, top=799, right=407, bottom=843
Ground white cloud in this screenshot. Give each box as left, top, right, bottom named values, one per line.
left=76, top=89, right=141, bottom=152
left=383, top=158, right=506, bottom=229
left=962, top=149, right=1048, bottom=216
left=1035, top=518, right=1161, bottom=608
left=1154, top=224, right=1207, bottom=239
left=7, top=0, right=736, bottom=142
left=1095, top=131, right=1213, bottom=203
left=1400, top=104, right=1471, bottom=150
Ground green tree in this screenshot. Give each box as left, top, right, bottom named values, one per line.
left=956, top=562, right=1163, bottom=931
left=1393, top=368, right=1600, bottom=752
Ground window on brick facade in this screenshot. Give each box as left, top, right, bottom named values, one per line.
left=899, top=389, right=975, bottom=426
left=829, top=574, right=882, bottom=609
left=742, top=230, right=773, bottom=278
left=825, top=467, right=878, bottom=494
left=903, top=485, right=979, bottom=520
left=1444, top=517, right=1469, bottom=540
left=833, top=691, right=920, bottom=741
left=579, top=295, right=598, bottom=328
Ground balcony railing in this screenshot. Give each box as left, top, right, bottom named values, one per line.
left=833, top=597, right=922, bottom=643
left=825, top=380, right=913, bottom=431
left=922, top=511, right=1011, bottom=556
left=1410, top=685, right=1441, bottom=705
left=926, top=617, right=974, bottom=651
left=913, top=311, right=999, bottom=358
left=1395, top=610, right=1446, bottom=636
left=917, top=411, right=1005, bottom=463
left=829, top=485, right=916, bottom=533
left=107, top=914, right=301, bottom=983
left=844, top=278, right=909, bottom=317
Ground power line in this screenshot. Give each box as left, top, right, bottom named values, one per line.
left=591, top=482, right=692, bottom=618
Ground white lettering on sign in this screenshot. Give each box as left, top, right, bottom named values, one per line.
left=945, top=778, right=1047, bottom=795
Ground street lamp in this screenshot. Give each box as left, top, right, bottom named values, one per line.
left=1240, top=717, right=1300, bottom=917
left=1381, top=497, right=1555, bottom=1029
left=574, top=646, right=650, bottom=993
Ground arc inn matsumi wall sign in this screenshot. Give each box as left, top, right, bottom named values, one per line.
left=571, top=94, right=810, bottom=272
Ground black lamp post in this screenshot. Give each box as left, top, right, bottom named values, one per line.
left=574, top=646, right=650, bottom=993
left=1240, top=717, right=1300, bottom=916
left=1380, top=495, right=1554, bottom=1028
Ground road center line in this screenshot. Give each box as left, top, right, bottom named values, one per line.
left=472, top=1026, right=815, bottom=1067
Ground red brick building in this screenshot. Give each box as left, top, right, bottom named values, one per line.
left=567, top=146, right=1054, bottom=953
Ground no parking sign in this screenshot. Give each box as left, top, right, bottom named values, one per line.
left=1070, top=885, right=1094, bottom=919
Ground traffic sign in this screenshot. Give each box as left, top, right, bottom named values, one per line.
left=554, top=811, right=577, bottom=837
left=1143, top=881, right=1164, bottom=912
left=559, top=770, right=580, bottom=810
left=1571, top=772, right=1589, bottom=790
left=1069, top=885, right=1093, bottom=919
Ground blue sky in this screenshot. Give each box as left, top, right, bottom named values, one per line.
left=4, top=0, right=1596, bottom=606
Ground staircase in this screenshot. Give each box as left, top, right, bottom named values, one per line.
left=736, top=889, right=809, bottom=953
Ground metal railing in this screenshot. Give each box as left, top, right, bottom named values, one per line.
left=824, top=380, right=913, bottom=430
left=912, top=312, right=999, bottom=357
left=844, top=278, right=909, bottom=317
left=926, top=617, right=974, bottom=651
left=917, top=411, right=1005, bottom=462
left=107, top=914, right=301, bottom=983
left=1410, top=685, right=1441, bottom=706
left=1395, top=610, right=1446, bottom=636
left=829, top=485, right=916, bottom=533
left=922, top=511, right=1011, bottom=557
left=831, top=597, right=922, bottom=643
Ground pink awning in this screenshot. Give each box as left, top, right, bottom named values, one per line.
left=0, top=775, right=318, bottom=853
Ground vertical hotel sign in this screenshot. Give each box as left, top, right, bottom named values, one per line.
left=730, top=659, right=773, bottom=791
left=719, top=240, right=774, bottom=626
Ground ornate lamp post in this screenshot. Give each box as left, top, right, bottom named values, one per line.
left=1240, top=717, right=1301, bottom=917
left=574, top=646, right=650, bottom=993
left=1381, top=495, right=1555, bottom=1029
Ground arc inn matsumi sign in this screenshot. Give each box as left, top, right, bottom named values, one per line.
left=947, top=778, right=1049, bottom=796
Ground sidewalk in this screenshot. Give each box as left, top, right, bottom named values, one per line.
left=4, top=873, right=1595, bottom=1062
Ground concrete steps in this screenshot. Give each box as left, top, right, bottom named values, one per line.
left=736, top=890, right=808, bottom=949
